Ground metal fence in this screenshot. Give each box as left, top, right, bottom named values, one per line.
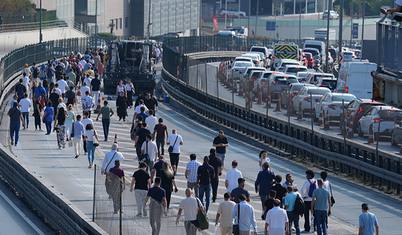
left=376, top=15, right=402, bottom=72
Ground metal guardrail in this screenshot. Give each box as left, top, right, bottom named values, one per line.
left=0, top=20, right=68, bottom=33
left=161, top=50, right=402, bottom=195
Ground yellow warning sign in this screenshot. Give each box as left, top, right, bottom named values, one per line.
left=274, top=45, right=298, bottom=60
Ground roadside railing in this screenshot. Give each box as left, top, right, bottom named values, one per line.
left=0, top=20, right=68, bottom=33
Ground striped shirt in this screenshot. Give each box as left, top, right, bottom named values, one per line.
left=186, top=160, right=201, bottom=183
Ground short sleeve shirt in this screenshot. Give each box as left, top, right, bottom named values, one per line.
left=197, top=163, right=215, bottom=185
left=179, top=197, right=199, bottom=221
left=153, top=160, right=164, bottom=173
left=312, top=188, right=330, bottom=211
left=154, top=123, right=167, bottom=138
left=230, top=187, right=250, bottom=203
left=91, top=78, right=101, bottom=91
left=213, top=136, right=228, bottom=154
left=167, top=134, right=183, bottom=153
left=147, top=186, right=166, bottom=204
left=217, top=201, right=235, bottom=227
left=109, top=166, right=125, bottom=178
left=263, top=198, right=275, bottom=212
left=8, top=108, right=21, bottom=123
left=133, top=169, right=150, bottom=190
left=284, top=192, right=297, bottom=211
left=359, top=212, right=378, bottom=235
left=100, top=105, right=113, bottom=120
left=19, top=98, right=32, bottom=112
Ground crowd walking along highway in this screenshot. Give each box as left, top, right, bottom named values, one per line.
left=7, top=45, right=401, bottom=235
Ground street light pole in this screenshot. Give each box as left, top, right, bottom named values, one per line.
left=39, top=0, right=42, bottom=43
left=325, top=0, right=330, bottom=72
left=361, top=0, right=365, bottom=58
left=147, top=0, right=151, bottom=42
left=225, top=0, right=227, bottom=29
left=299, top=0, right=301, bottom=46
left=95, top=0, right=98, bottom=50
left=339, top=0, right=343, bottom=59
left=255, top=0, right=259, bottom=36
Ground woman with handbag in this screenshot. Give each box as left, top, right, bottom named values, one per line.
left=156, top=161, right=178, bottom=210
left=33, top=95, right=43, bottom=131
left=53, top=106, right=68, bottom=149
left=43, top=101, right=54, bottom=135
left=84, top=124, right=99, bottom=168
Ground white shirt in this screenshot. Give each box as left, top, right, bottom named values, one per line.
left=225, top=168, right=242, bottom=193
left=19, top=98, right=32, bottom=112
left=81, top=118, right=93, bottom=133
left=84, top=77, right=92, bottom=86
left=145, top=115, right=157, bottom=133
left=134, top=104, right=148, bottom=114
left=125, top=83, right=133, bottom=91
left=56, top=88, right=62, bottom=96
left=22, top=76, right=29, bottom=90
left=179, top=197, right=201, bottom=221
left=57, top=102, right=67, bottom=110
left=57, top=79, right=68, bottom=93
left=81, top=86, right=90, bottom=97
left=265, top=207, right=289, bottom=235
left=101, top=150, right=124, bottom=173
left=85, top=129, right=97, bottom=141
left=22, top=67, right=30, bottom=76
left=141, top=140, right=158, bottom=161
left=259, top=157, right=270, bottom=171
left=167, top=134, right=183, bottom=153
left=301, top=178, right=318, bottom=202
left=217, top=201, right=235, bottom=227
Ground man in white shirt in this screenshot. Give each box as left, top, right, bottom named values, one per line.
left=265, top=199, right=289, bottom=235
left=54, top=83, right=62, bottom=96
left=145, top=109, right=157, bottom=132
left=133, top=99, right=149, bottom=121
left=216, top=192, right=235, bottom=235
left=231, top=194, right=258, bottom=235
left=185, top=154, right=202, bottom=197
left=300, top=169, right=318, bottom=233
left=18, top=93, right=32, bottom=129
left=101, top=143, right=125, bottom=197
left=56, top=77, right=68, bottom=98
left=176, top=188, right=204, bottom=234
left=225, top=160, right=242, bottom=193
left=82, top=91, right=94, bottom=118
left=166, top=129, right=183, bottom=175
left=22, top=72, right=30, bottom=93
left=81, top=82, right=90, bottom=97
left=141, top=134, right=158, bottom=174
left=21, top=63, right=31, bottom=78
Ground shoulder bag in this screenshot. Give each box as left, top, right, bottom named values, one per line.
left=329, top=182, right=335, bottom=206
left=168, top=135, right=178, bottom=153
left=139, top=141, right=150, bottom=165
left=92, top=130, right=99, bottom=147
left=196, top=198, right=209, bottom=230
left=70, top=122, right=75, bottom=138
left=232, top=203, right=240, bottom=235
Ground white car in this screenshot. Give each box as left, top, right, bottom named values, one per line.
left=276, top=59, right=300, bottom=72
left=292, top=87, right=331, bottom=114
left=313, top=93, right=356, bottom=121
left=234, top=56, right=253, bottom=64
left=242, top=53, right=263, bottom=67
left=296, top=71, right=310, bottom=83
left=283, top=65, right=308, bottom=76
left=231, top=61, right=254, bottom=81
left=322, top=10, right=339, bottom=20
left=358, top=106, right=402, bottom=138
left=219, top=8, right=247, bottom=18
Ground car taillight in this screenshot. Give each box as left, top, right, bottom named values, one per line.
left=272, top=57, right=275, bottom=60
left=251, top=79, right=256, bottom=81
left=273, top=81, right=277, bottom=84
left=233, top=69, right=236, bottom=71
left=328, top=104, right=336, bottom=110
left=304, top=97, right=311, bottom=102
left=292, top=94, right=295, bottom=97
left=256, top=61, right=259, bottom=64
left=374, top=118, right=380, bottom=123
left=261, top=81, right=265, bottom=84
left=346, top=87, right=349, bottom=93
left=319, top=85, right=327, bottom=87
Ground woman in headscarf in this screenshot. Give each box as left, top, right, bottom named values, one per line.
left=156, top=161, right=178, bottom=210
left=116, top=91, right=128, bottom=121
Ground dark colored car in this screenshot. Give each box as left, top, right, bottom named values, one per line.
left=340, top=98, right=386, bottom=132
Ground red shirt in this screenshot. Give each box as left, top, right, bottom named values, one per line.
left=154, top=123, right=167, bottom=139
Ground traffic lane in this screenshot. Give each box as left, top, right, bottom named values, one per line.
left=205, top=73, right=402, bottom=155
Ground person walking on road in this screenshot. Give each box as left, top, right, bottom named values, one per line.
left=101, top=143, right=125, bottom=197
left=65, top=104, right=75, bottom=141
left=144, top=177, right=167, bottom=235
left=125, top=79, right=134, bottom=108
left=10, top=95, right=18, bottom=108
left=141, top=134, right=158, bottom=173
left=156, top=161, right=178, bottom=210
left=135, top=122, right=151, bottom=165
left=283, top=173, right=296, bottom=189
left=231, top=194, right=258, bottom=235
left=15, top=79, right=27, bottom=103
left=53, top=105, right=68, bottom=149
left=33, top=95, right=43, bottom=131
left=116, top=91, right=128, bottom=121
left=301, top=169, right=317, bottom=233
left=311, top=179, right=331, bottom=235
left=213, top=130, right=229, bottom=168
left=43, top=101, right=54, bottom=135
left=81, top=112, right=93, bottom=154
left=176, top=188, right=204, bottom=235
left=185, top=154, right=201, bottom=197
left=130, top=162, right=151, bottom=217
left=133, top=99, right=148, bottom=121
left=72, top=115, right=85, bottom=158
left=8, top=102, right=25, bottom=146
left=225, top=160, right=242, bottom=194
left=358, top=203, right=379, bottom=235
left=230, top=178, right=250, bottom=203
left=153, top=117, right=168, bottom=157
left=167, top=129, right=183, bottom=175
left=18, top=93, right=31, bottom=129
left=258, top=150, right=271, bottom=171
left=96, top=100, right=114, bottom=141
left=271, top=175, right=287, bottom=205
left=262, top=190, right=277, bottom=220
left=115, top=79, right=126, bottom=99
left=90, top=73, right=101, bottom=107
left=145, top=110, right=157, bottom=132
left=196, top=156, right=215, bottom=213
left=151, top=155, right=165, bottom=182
left=265, top=199, right=289, bottom=235
left=109, top=160, right=125, bottom=214
left=216, top=192, right=235, bottom=235
left=82, top=91, right=93, bottom=118
left=84, top=124, right=98, bottom=168
left=208, top=148, right=222, bottom=203
left=284, top=186, right=300, bottom=235
left=255, top=162, right=275, bottom=209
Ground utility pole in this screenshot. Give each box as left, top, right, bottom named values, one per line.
left=39, top=0, right=42, bottom=43
left=225, top=0, right=227, bottom=29
left=147, top=0, right=151, bottom=42
left=339, top=0, right=343, bottom=60
left=299, top=0, right=301, bottom=46
left=95, top=0, right=98, bottom=50
left=325, top=0, right=330, bottom=72
left=361, top=0, right=365, bottom=58
left=255, top=0, right=259, bottom=36
left=350, top=0, right=353, bottom=47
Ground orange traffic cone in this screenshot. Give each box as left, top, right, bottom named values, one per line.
left=323, top=110, right=330, bottom=130
left=347, top=119, right=354, bottom=137
left=275, top=93, right=281, bottom=112
left=95, top=92, right=101, bottom=111
left=368, top=124, right=375, bottom=144
left=114, top=134, right=118, bottom=144
left=318, top=106, right=324, bottom=125
left=257, top=88, right=263, bottom=104
left=296, top=102, right=304, bottom=120
left=239, top=82, right=243, bottom=96
left=76, top=82, right=81, bottom=96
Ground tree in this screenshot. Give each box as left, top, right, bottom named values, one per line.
left=108, top=22, right=115, bottom=34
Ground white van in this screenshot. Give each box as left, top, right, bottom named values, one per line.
left=303, top=40, right=326, bottom=65
left=217, top=30, right=236, bottom=37
left=335, top=62, right=377, bottom=99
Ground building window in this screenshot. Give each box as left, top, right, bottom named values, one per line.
left=119, top=18, right=122, bottom=29
left=115, top=19, right=118, bottom=30
left=125, top=17, right=128, bottom=28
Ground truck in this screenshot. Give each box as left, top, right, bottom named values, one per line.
left=103, top=40, right=155, bottom=95
left=314, top=28, right=336, bottom=41
left=271, top=42, right=299, bottom=70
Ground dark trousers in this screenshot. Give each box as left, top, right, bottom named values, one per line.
left=102, top=119, right=110, bottom=140
left=82, top=135, right=87, bottom=153
left=304, top=201, right=312, bottom=232
left=34, top=114, right=41, bottom=129
left=165, top=189, right=172, bottom=209
left=211, top=176, right=219, bottom=201
left=155, top=138, right=165, bottom=157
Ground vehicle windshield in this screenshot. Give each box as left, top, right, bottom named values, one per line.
left=235, top=58, right=250, bottom=62
left=243, top=55, right=258, bottom=60
left=380, top=110, right=402, bottom=119
left=234, top=62, right=253, bottom=67
left=287, top=67, right=307, bottom=73
left=282, top=62, right=299, bottom=67
left=332, top=95, right=355, bottom=102
left=308, top=89, right=329, bottom=95
left=277, top=77, right=298, bottom=83
left=314, top=75, right=333, bottom=82
left=304, top=54, right=312, bottom=59
left=304, top=44, right=322, bottom=52
left=263, top=73, right=276, bottom=78
left=251, top=48, right=266, bottom=55
left=320, top=80, right=337, bottom=89
left=304, top=49, right=318, bottom=56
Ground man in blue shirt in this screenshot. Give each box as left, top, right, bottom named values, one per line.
left=196, top=156, right=215, bottom=213
left=72, top=115, right=85, bottom=158
left=284, top=186, right=300, bottom=235
left=255, top=162, right=275, bottom=209
left=359, top=203, right=379, bottom=235
left=311, top=179, right=331, bottom=235
left=231, top=194, right=258, bottom=235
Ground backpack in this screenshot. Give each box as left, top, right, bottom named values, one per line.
left=294, top=194, right=306, bottom=215
left=17, top=84, right=26, bottom=97
left=32, top=67, right=39, bottom=78
left=308, top=180, right=317, bottom=197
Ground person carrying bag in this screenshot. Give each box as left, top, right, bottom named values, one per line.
left=233, top=203, right=240, bottom=235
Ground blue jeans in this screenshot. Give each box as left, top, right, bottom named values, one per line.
left=198, top=183, right=211, bottom=212
left=287, top=211, right=300, bottom=235
left=102, top=119, right=110, bottom=140
left=155, top=138, right=165, bottom=157
left=314, top=210, right=327, bottom=235
left=22, top=112, right=29, bottom=127
left=45, top=120, right=52, bottom=134
left=10, top=122, right=20, bottom=144
left=216, top=153, right=226, bottom=168
left=87, top=141, right=96, bottom=164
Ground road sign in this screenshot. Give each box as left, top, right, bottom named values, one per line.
left=353, top=23, right=358, bottom=39
left=266, top=21, right=276, bottom=31
left=339, top=52, right=343, bottom=63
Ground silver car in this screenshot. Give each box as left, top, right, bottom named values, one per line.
left=231, top=61, right=254, bottom=81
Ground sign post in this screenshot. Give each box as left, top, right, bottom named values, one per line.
left=352, top=23, right=358, bottom=39
left=266, top=21, right=276, bottom=39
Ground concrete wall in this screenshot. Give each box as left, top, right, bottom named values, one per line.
left=0, top=27, right=87, bottom=53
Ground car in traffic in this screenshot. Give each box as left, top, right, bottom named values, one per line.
left=249, top=70, right=265, bottom=92
left=281, top=83, right=315, bottom=108
left=219, top=8, right=247, bottom=18
left=250, top=46, right=270, bottom=67
left=340, top=98, right=386, bottom=132
left=249, top=52, right=267, bottom=67
left=303, top=52, right=314, bottom=68
left=315, top=76, right=337, bottom=91
left=296, top=71, right=309, bottom=83
left=307, top=72, right=334, bottom=84
left=231, top=61, right=254, bottom=81
left=260, top=71, right=282, bottom=99
left=234, top=56, right=253, bottom=64
left=276, top=59, right=300, bottom=72
left=322, top=10, right=339, bottom=20
left=358, top=106, right=402, bottom=138
left=242, top=53, right=263, bottom=67
left=313, top=93, right=356, bottom=121
left=303, top=48, right=319, bottom=57
left=292, top=87, right=331, bottom=115
left=267, top=73, right=298, bottom=99
left=283, top=65, right=308, bottom=76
